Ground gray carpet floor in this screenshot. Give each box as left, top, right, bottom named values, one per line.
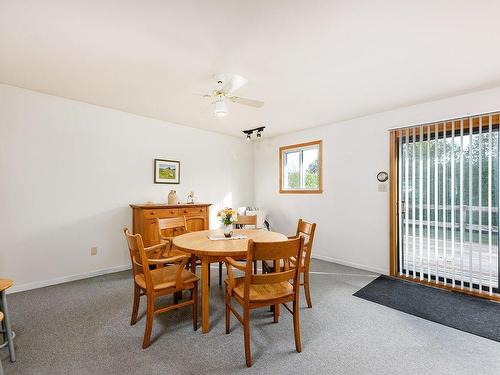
left=1, top=259, right=500, bottom=375
left=354, top=275, right=500, bottom=342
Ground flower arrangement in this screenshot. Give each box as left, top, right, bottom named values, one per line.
left=217, top=208, right=237, bottom=226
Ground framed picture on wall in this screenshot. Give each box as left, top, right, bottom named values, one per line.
left=154, top=159, right=180, bottom=184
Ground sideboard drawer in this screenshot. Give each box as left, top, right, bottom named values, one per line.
left=143, top=208, right=179, bottom=219
left=180, top=206, right=206, bottom=216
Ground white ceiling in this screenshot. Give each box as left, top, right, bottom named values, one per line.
left=1, top=0, right=500, bottom=137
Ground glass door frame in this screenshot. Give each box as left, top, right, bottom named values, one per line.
left=389, top=113, right=500, bottom=300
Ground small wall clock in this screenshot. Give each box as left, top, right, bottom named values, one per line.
left=377, top=171, right=388, bottom=182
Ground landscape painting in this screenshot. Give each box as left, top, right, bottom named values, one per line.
left=154, top=159, right=180, bottom=184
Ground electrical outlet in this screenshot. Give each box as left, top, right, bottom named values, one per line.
left=91, top=247, right=97, bottom=256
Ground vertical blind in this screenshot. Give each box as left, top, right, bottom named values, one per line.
left=396, top=113, right=500, bottom=295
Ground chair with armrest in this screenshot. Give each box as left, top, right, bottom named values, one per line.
left=263, top=219, right=316, bottom=308
left=157, top=217, right=190, bottom=257
left=224, top=237, right=304, bottom=367
left=157, top=216, right=214, bottom=274
left=223, top=214, right=259, bottom=277
left=123, top=228, right=198, bottom=348
left=178, top=215, right=224, bottom=285
left=184, top=215, right=208, bottom=272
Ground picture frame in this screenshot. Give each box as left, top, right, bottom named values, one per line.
left=154, top=159, right=180, bottom=184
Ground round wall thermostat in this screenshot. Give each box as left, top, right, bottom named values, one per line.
left=377, top=171, right=388, bottom=182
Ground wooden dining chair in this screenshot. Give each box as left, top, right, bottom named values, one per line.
left=123, top=228, right=199, bottom=349
left=220, top=214, right=259, bottom=279
left=263, top=219, right=316, bottom=308
left=157, top=217, right=191, bottom=258
left=183, top=215, right=204, bottom=274
left=163, top=215, right=222, bottom=285
left=157, top=216, right=208, bottom=271
left=233, top=214, right=257, bottom=229
left=224, top=237, right=304, bottom=367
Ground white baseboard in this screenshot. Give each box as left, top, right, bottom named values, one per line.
left=312, top=253, right=387, bottom=275
left=8, top=256, right=386, bottom=294
left=8, top=264, right=132, bottom=294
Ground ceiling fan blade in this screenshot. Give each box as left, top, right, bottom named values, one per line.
left=223, top=74, right=248, bottom=95
left=177, top=91, right=211, bottom=98
left=228, top=96, right=264, bottom=108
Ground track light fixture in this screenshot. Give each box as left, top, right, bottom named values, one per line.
left=242, top=126, right=265, bottom=141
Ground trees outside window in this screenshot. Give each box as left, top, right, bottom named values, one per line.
left=280, top=140, right=322, bottom=193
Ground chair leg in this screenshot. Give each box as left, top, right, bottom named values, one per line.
left=192, top=282, right=198, bottom=331
left=304, top=272, right=312, bottom=308
left=142, top=294, right=155, bottom=349
left=0, top=290, right=15, bottom=362
left=293, top=299, right=302, bottom=353
left=131, top=284, right=141, bottom=325
left=174, top=291, right=182, bottom=304
left=219, top=262, right=223, bottom=285
left=191, top=254, right=196, bottom=273
left=225, top=292, right=231, bottom=334
left=243, top=308, right=252, bottom=367
left=208, top=264, right=211, bottom=286
left=273, top=303, right=279, bottom=323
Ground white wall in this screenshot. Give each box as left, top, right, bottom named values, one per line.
left=0, top=84, right=254, bottom=292
left=254, top=86, right=500, bottom=274
left=3, top=83, right=500, bottom=292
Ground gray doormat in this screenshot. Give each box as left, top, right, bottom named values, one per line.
left=353, top=275, right=500, bottom=342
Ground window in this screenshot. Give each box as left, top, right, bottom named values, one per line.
left=279, top=140, right=323, bottom=193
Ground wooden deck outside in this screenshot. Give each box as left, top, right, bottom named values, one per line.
left=401, top=235, right=499, bottom=291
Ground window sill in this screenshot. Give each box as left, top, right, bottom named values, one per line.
left=279, top=189, right=323, bottom=194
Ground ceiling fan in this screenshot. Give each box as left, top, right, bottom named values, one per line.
left=203, top=74, right=264, bottom=118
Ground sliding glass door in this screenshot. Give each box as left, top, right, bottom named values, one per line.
left=397, top=115, right=499, bottom=295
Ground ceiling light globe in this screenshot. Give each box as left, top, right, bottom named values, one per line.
left=214, top=99, right=228, bottom=119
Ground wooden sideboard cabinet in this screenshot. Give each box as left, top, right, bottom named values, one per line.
left=130, top=203, right=211, bottom=247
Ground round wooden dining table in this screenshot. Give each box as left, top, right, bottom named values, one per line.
left=173, top=229, right=287, bottom=333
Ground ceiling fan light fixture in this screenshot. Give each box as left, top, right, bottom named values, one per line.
left=246, top=133, right=252, bottom=141
left=204, top=74, right=264, bottom=119
left=256, top=131, right=262, bottom=138
left=214, top=98, right=228, bottom=118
